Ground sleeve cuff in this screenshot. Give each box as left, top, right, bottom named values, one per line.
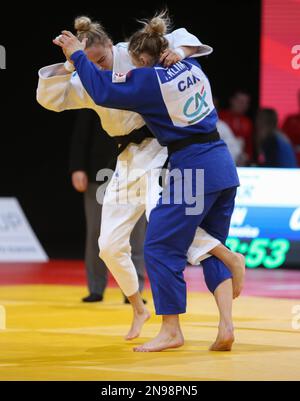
left=70, top=50, right=85, bottom=64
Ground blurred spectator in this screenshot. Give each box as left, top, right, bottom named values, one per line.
left=216, top=120, right=244, bottom=165
left=219, top=90, right=254, bottom=163
left=69, top=109, right=147, bottom=303
left=256, top=108, right=297, bottom=168
left=282, top=89, right=300, bottom=166
left=213, top=96, right=244, bottom=165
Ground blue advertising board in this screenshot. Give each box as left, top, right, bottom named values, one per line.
left=227, top=168, right=300, bottom=269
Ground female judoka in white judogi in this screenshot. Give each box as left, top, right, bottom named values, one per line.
left=37, top=16, right=245, bottom=343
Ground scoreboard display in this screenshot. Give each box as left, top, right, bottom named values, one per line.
left=226, top=168, right=300, bottom=269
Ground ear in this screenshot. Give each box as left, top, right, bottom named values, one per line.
left=139, top=56, right=146, bottom=66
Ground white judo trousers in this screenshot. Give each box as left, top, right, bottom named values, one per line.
left=98, top=139, right=220, bottom=296
left=37, top=29, right=220, bottom=297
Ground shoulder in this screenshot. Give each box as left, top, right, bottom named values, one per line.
left=184, top=57, right=202, bottom=69
left=113, top=67, right=156, bottom=84
left=277, top=131, right=292, bottom=145
left=164, top=28, right=188, bottom=46
left=165, top=28, right=188, bottom=40
left=131, top=67, right=157, bottom=79
left=113, top=42, right=135, bottom=75
left=115, top=42, right=129, bottom=51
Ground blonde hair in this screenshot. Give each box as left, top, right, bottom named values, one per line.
left=74, top=16, right=112, bottom=48
left=128, top=10, right=171, bottom=63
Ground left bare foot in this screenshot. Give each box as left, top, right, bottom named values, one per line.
left=209, top=326, right=234, bottom=352
left=133, top=329, right=184, bottom=352
left=125, top=309, right=151, bottom=341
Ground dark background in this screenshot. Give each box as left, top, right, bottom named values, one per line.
left=0, top=0, right=261, bottom=258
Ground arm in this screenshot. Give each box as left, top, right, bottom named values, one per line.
left=160, top=45, right=202, bottom=67
left=180, top=46, right=200, bottom=58
left=166, top=28, right=207, bottom=58
left=160, top=28, right=208, bottom=67
left=70, top=50, right=152, bottom=112
left=36, top=63, right=95, bottom=112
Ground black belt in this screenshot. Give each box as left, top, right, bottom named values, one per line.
left=114, top=126, right=154, bottom=156
left=167, top=130, right=220, bottom=156
left=158, top=130, right=220, bottom=190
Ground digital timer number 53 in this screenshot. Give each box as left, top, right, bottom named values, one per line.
left=226, top=238, right=290, bottom=269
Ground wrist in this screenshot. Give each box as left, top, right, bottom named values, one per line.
left=64, top=60, right=75, bottom=73
left=70, top=49, right=84, bottom=63
left=174, top=47, right=186, bottom=60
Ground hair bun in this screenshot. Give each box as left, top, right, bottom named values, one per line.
left=141, top=10, right=171, bottom=36
left=75, top=16, right=92, bottom=33
left=144, top=17, right=166, bottom=36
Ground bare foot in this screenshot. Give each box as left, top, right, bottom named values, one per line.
left=230, top=253, right=246, bottom=299
left=210, top=326, right=234, bottom=352
left=133, top=329, right=184, bottom=352
left=125, top=309, right=151, bottom=341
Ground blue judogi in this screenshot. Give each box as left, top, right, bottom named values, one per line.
left=71, top=50, right=240, bottom=315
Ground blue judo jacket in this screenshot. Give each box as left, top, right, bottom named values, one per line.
left=71, top=50, right=240, bottom=193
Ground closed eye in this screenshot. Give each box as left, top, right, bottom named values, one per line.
left=97, top=56, right=106, bottom=64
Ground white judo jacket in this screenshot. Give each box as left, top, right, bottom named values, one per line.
left=36, top=29, right=220, bottom=270
left=37, top=29, right=206, bottom=173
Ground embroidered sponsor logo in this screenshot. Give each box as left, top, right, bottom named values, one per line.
left=183, top=85, right=211, bottom=125
left=112, top=72, right=127, bottom=83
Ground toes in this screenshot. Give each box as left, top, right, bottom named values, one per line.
left=125, top=332, right=135, bottom=341
left=126, top=334, right=138, bottom=341
left=133, top=347, right=148, bottom=352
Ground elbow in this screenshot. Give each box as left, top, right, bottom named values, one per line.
left=36, top=90, right=62, bottom=112
left=91, top=92, right=108, bottom=107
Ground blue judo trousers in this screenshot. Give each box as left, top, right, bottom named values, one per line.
left=145, top=141, right=238, bottom=315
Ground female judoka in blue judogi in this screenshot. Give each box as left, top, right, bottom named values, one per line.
left=56, top=12, right=242, bottom=352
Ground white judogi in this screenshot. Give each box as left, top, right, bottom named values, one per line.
left=37, top=29, right=220, bottom=297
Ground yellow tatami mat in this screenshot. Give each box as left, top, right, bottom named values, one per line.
left=0, top=285, right=299, bottom=381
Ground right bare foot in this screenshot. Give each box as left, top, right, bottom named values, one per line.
left=229, top=253, right=246, bottom=299
left=133, top=329, right=184, bottom=352
left=125, top=309, right=151, bottom=341
left=209, top=326, right=235, bottom=352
